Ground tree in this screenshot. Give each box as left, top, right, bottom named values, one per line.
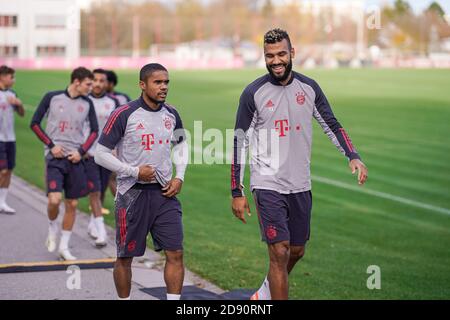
left=261, top=0, right=274, bottom=18
left=426, top=1, right=446, bottom=18
left=393, top=0, right=412, bottom=15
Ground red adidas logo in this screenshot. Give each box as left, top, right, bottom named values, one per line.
left=266, top=100, right=274, bottom=108
left=136, top=123, right=145, bottom=130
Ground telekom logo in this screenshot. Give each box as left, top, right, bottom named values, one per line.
left=141, top=133, right=155, bottom=151
left=59, top=121, right=69, bottom=133
left=274, top=119, right=289, bottom=137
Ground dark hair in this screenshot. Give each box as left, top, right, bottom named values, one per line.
left=93, top=68, right=107, bottom=76
left=264, top=28, right=292, bottom=49
left=0, top=65, right=15, bottom=76
left=106, top=70, right=118, bottom=86
left=71, top=67, right=93, bottom=83
left=139, top=63, right=168, bottom=82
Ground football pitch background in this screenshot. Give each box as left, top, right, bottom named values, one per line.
left=11, top=68, right=450, bottom=299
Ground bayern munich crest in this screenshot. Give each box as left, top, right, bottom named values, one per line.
left=296, top=92, right=306, bottom=105
left=164, top=117, right=173, bottom=130
left=266, top=225, right=277, bottom=240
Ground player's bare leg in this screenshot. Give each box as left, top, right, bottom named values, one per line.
left=0, top=169, right=6, bottom=186
left=287, top=245, right=305, bottom=274
left=267, top=241, right=290, bottom=300
left=108, top=172, right=117, bottom=198
left=164, top=250, right=184, bottom=300
left=99, top=173, right=116, bottom=215
left=45, top=192, right=62, bottom=252
left=47, top=192, right=62, bottom=220
left=100, top=172, right=117, bottom=204
left=58, top=198, right=78, bottom=260
left=62, top=198, right=77, bottom=231
left=0, top=169, right=11, bottom=187
left=89, top=192, right=103, bottom=220
left=0, top=169, right=10, bottom=187
left=114, top=257, right=133, bottom=299
left=100, top=191, right=106, bottom=207
left=253, top=244, right=305, bottom=300
left=89, top=191, right=107, bottom=247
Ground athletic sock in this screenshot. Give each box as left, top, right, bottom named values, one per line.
left=0, top=188, right=7, bottom=206
left=94, top=216, right=106, bottom=237
left=256, top=276, right=271, bottom=300
left=59, top=230, right=72, bottom=250
left=48, top=219, right=58, bottom=235
left=117, top=296, right=131, bottom=300
left=167, top=293, right=181, bottom=300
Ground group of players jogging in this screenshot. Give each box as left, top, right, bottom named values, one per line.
left=0, top=28, right=367, bottom=300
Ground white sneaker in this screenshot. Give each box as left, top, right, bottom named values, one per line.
left=95, top=235, right=107, bottom=247
left=0, top=203, right=16, bottom=214
left=88, top=221, right=98, bottom=239
left=59, top=248, right=77, bottom=261
left=45, top=232, right=58, bottom=253
left=95, top=225, right=107, bottom=248
left=250, top=278, right=271, bottom=300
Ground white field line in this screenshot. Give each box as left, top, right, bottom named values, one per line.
left=311, top=175, right=450, bottom=216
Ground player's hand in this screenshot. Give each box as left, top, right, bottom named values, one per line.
left=51, top=145, right=65, bottom=158
left=349, top=159, right=368, bottom=185
left=7, top=96, right=21, bottom=106
left=162, top=178, right=183, bottom=197
left=138, top=165, right=155, bottom=182
left=231, top=196, right=251, bottom=224
left=67, top=150, right=82, bottom=163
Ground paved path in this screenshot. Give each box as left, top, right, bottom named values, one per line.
left=0, top=175, right=224, bottom=300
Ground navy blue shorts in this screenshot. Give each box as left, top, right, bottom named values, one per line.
left=115, top=183, right=183, bottom=258
left=253, top=189, right=312, bottom=246
left=0, top=141, right=16, bottom=170
left=99, top=165, right=112, bottom=194
left=84, top=157, right=111, bottom=194
left=46, top=157, right=88, bottom=199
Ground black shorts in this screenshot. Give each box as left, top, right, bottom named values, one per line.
left=84, top=157, right=112, bottom=194
left=0, top=141, right=16, bottom=170
left=46, top=157, right=88, bottom=199
left=115, top=183, right=183, bottom=258
left=253, top=189, right=312, bottom=246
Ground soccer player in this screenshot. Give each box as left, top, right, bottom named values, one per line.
left=95, top=63, right=188, bottom=300
left=231, top=29, right=368, bottom=300
left=105, top=70, right=131, bottom=107
left=85, top=68, right=120, bottom=246
left=30, top=67, right=99, bottom=261
left=0, top=65, right=25, bottom=214
left=103, top=70, right=131, bottom=212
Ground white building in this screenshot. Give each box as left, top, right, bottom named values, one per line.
left=0, top=0, right=80, bottom=59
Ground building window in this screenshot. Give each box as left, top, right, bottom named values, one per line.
left=35, top=15, right=66, bottom=29
left=0, top=15, right=18, bottom=27
left=36, top=46, right=66, bottom=57
left=0, top=46, right=19, bottom=57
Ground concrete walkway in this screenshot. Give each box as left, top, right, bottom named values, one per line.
left=0, top=175, right=224, bottom=300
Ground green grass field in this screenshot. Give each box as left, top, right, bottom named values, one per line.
left=11, top=68, right=450, bottom=299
